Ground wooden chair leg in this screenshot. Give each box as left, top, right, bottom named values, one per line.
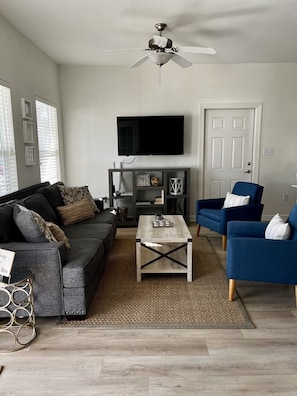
left=196, top=224, right=201, bottom=237
left=222, top=235, right=227, bottom=251
left=229, top=279, right=236, bottom=301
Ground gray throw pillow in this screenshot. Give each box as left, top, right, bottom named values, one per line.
left=13, top=204, right=57, bottom=243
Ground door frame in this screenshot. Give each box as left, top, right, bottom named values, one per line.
left=197, top=102, right=263, bottom=199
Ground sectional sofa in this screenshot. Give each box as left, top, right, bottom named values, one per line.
left=0, top=181, right=117, bottom=320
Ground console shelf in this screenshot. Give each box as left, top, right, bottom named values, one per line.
left=108, top=167, right=190, bottom=226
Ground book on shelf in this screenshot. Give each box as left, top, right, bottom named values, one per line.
left=154, top=190, right=164, bottom=205
left=154, top=197, right=163, bottom=204
left=136, top=201, right=151, bottom=206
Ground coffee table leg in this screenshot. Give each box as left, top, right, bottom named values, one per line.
left=187, top=239, right=193, bottom=282
left=136, top=239, right=142, bottom=282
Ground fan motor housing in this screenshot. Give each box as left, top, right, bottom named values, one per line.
left=149, top=38, right=172, bottom=50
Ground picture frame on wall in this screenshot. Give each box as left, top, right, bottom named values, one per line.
left=25, top=146, right=36, bottom=166
left=21, top=98, right=33, bottom=120
left=22, top=121, right=35, bottom=144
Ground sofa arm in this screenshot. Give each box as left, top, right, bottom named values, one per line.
left=228, top=220, right=268, bottom=239
left=0, top=242, right=67, bottom=316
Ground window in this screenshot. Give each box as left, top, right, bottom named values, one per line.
left=35, top=99, right=61, bottom=184
left=0, top=84, right=18, bottom=196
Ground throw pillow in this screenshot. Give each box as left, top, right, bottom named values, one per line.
left=57, top=198, right=95, bottom=225
left=265, top=213, right=291, bottom=240
left=58, top=185, right=99, bottom=213
left=13, top=204, right=57, bottom=243
left=46, top=222, right=71, bottom=249
left=222, top=192, right=250, bottom=208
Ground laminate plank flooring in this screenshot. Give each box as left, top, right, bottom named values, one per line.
left=1, top=225, right=297, bottom=395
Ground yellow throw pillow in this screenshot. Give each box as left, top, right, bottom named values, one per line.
left=57, top=198, right=95, bottom=225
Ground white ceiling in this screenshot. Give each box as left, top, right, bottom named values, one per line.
left=0, top=0, right=297, bottom=67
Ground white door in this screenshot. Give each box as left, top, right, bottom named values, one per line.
left=204, top=108, right=255, bottom=198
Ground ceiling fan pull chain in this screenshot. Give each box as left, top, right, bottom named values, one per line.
left=158, top=65, right=162, bottom=86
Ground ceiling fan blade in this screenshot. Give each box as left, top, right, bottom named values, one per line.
left=175, top=46, right=216, bottom=55
left=170, top=53, right=192, bottom=68
left=105, top=48, right=146, bottom=53
left=129, top=54, right=151, bottom=68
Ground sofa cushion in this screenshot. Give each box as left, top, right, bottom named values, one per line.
left=63, top=222, right=115, bottom=252
left=222, top=192, right=250, bottom=208
left=62, top=238, right=105, bottom=288
left=20, top=193, right=58, bottom=223
left=199, top=208, right=221, bottom=221
left=265, top=213, right=291, bottom=240
left=13, top=204, right=57, bottom=243
left=47, top=222, right=71, bottom=249
left=79, top=208, right=117, bottom=225
left=0, top=204, right=24, bottom=242
left=57, top=198, right=95, bottom=225
left=58, top=185, right=99, bottom=213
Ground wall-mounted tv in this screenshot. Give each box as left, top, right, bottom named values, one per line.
left=117, top=115, right=184, bottom=156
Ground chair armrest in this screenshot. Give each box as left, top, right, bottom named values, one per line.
left=228, top=220, right=268, bottom=239
left=227, top=237, right=297, bottom=284
left=196, top=198, right=225, bottom=211
left=222, top=203, right=263, bottom=220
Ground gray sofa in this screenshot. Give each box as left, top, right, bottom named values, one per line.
left=0, top=182, right=117, bottom=320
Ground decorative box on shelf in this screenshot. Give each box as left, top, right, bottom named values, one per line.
left=136, top=174, right=151, bottom=187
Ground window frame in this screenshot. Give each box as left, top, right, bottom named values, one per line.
left=0, top=81, right=18, bottom=196
left=35, top=97, right=61, bottom=184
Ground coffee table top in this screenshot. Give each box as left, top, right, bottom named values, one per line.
left=136, top=215, right=192, bottom=243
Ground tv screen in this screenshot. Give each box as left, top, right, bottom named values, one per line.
left=117, top=115, right=184, bottom=156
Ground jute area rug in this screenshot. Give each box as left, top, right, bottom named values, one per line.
left=61, top=234, right=254, bottom=329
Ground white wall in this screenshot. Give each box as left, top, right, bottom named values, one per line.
left=0, top=16, right=64, bottom=188
left=59, top=63, right=297, bottom=220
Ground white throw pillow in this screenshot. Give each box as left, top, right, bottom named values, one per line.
left=265, top=213, right=291, bottom=240
left=222, top=192, right=250, bottom=208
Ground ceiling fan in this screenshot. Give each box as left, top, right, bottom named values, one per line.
left=105, top=23, right=216, bottom=68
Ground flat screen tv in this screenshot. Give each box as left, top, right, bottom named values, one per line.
left=117, top=115, right=184, bottom=156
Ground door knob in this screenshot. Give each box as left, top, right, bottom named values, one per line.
left=244, top=170, right=251, bottom=173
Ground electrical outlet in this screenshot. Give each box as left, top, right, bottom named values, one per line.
left=283, top=193, right=289, bottom=201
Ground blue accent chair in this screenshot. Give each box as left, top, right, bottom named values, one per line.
left=196, top=182, right=264, bottom=250
left=226, top=204, right=297, bottom=306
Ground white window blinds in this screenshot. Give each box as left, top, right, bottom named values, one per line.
left=0, top=84, right=18, bottom=196
left=35, top=99, right=61, bottom=184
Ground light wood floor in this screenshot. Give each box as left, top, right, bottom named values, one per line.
left=1, top=225, right=297, bottom=395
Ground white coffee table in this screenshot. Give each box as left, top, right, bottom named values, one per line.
left=136, top=215, right=192, bottom=282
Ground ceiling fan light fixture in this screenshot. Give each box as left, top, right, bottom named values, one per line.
left=149, top=52, right=173, bottom=66
left=106, top=23, right=216, bottom=71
